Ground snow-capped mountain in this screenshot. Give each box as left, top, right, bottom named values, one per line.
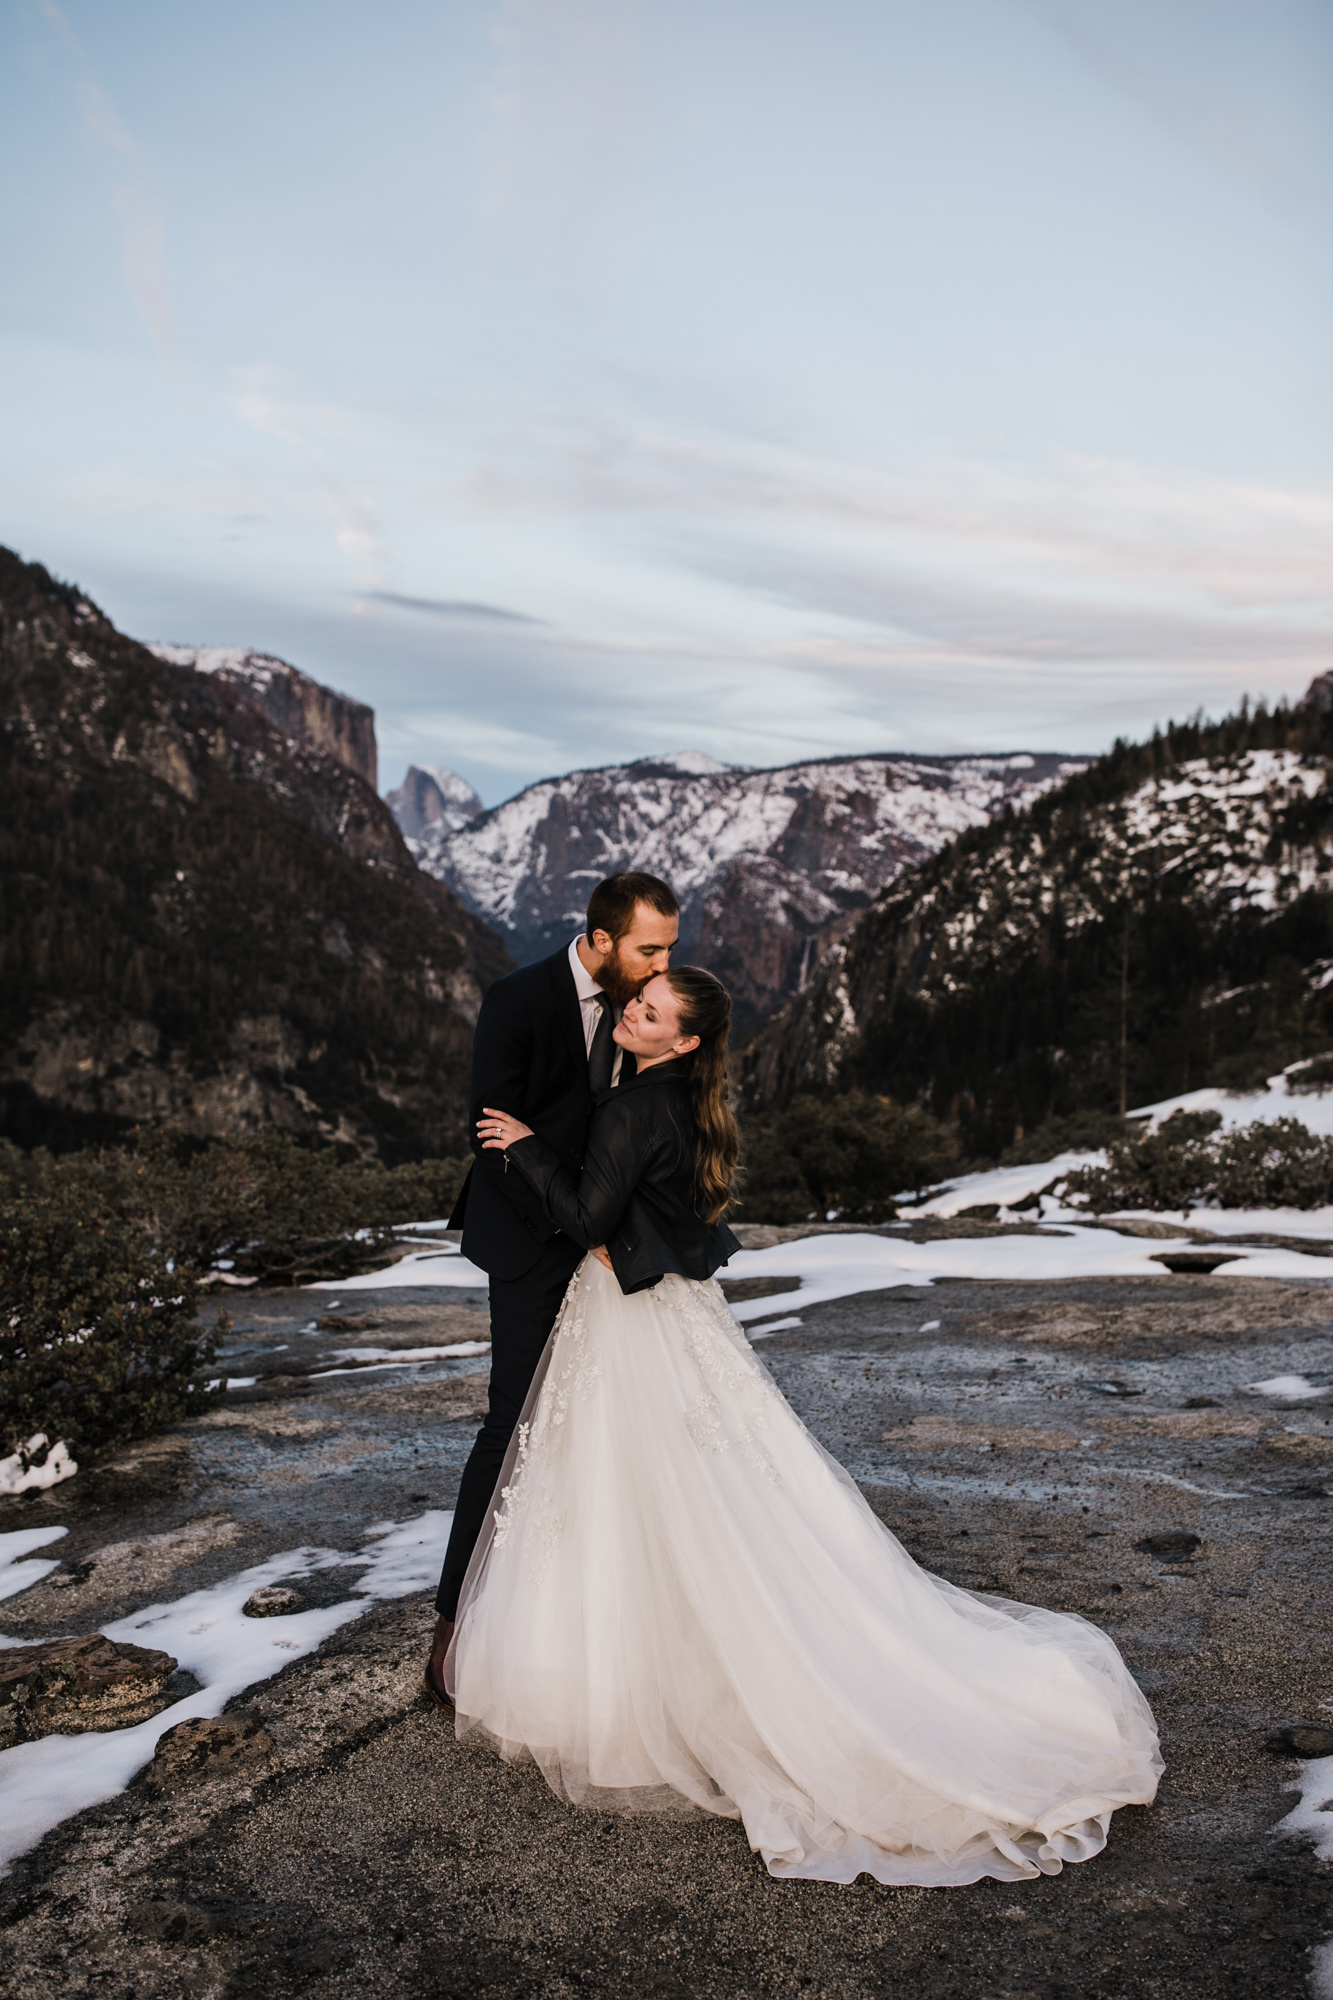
left=149, top=644, right=378, bottom=789
left=741, top=706, right=1333, bottom=1159
left=386, top=766, right=485, bottom=840
left=397, top=749, right=1087, bottom=1029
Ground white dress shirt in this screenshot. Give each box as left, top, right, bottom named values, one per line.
left=568, top=935, right=625, bottom=1086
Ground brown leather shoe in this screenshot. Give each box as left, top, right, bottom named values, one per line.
left=422, top=1659, right=454, bottom=1712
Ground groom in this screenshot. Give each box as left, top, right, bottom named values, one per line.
left=426, top=870, right=681, bottom=1702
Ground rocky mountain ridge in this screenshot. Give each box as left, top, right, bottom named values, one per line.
left=397, top=748, right=1087, bottom=1030
left=0, top=548, right=509, bottom=1157
left=149, top=644, right=378, bottom=790
left=741, top=701, right=1333, bottom=1159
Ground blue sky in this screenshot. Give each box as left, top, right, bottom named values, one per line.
left=2, top=0, right=1330, bottom=801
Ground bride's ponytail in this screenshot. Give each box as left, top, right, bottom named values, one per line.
left=661, top=965, right=739, bottom=1222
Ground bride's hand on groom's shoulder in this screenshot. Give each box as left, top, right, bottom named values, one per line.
left=478, top=1107, right=534, bottom=1150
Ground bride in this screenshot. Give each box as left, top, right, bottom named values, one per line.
left=446, top=965, right=1161, bottom=1887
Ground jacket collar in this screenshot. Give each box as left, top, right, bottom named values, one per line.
left=600, top=1053, right=693, bottom=1099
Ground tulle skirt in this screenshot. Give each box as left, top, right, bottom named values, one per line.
left=446, top=1258, right=1162, bottom=1885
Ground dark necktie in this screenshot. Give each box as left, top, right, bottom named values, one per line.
left=588, top=992, right=616, bottom=1095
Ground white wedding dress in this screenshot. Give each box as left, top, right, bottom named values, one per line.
left=447, top=1258, right=1162, bottom=1886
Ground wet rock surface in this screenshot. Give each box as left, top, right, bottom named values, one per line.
left=1, top=1267, right=1332, bottom=1996
left=143, top=1713, right=276, bottom=1793
left=242, top=1587, right=305, bottom=1619
left=0, top=1634, right=179, bottom=1745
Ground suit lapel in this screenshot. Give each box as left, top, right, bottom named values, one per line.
left=549, top=947, right=590, bottom=1082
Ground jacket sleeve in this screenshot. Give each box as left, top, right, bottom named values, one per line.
left=466, top=978, right=552, bottom=1229
left=506, top=1102, right=658, bottom=1249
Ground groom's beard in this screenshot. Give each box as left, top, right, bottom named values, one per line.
left=593, top=944, right=645, bottom=1008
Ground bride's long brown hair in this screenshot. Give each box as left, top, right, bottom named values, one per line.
left=661, top=965, right=739, bottom=1222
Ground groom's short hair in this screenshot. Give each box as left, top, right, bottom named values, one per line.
left=586, top=872, right=679, bottom=943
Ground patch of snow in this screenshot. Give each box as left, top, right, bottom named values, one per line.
left=0, top=1511, right=454, bottom=1875
left=711, top=1225, right=1333, bottom=1324
left=634, top=751, right=735, bottom=776
left=1076, top=1206, right=1333, bottom=1241
left=352, top=1512, right=456, bottom=1598
left=334, top=1200, right=1333, bottom=1307
left=746, top=1316, right=803, bottom=1339
left=1275, top=1752, right=1333, bottom=1863
left=1248, top=1375, right=1325, bottom=1402
left=419, top=766, right=484, bottom=814
left=910, top=1152, right=1105, bottom=1217
left=1274, top=1751, right=1333, bottom=1996
left=0, top=1435, right=78, bottom=1496
left=308, top=1247, right=488, bottom=1290
left=1311, top=1938, right=1333, bottom=2000
left=310, top=1342, right=491, bottom=1376
left=0, top=1526, right=68, bottom=1604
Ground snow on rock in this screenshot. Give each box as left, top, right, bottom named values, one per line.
left=1274, top=1753, right=1333, bottom=2000
left=1276, top=1753, right=1333, bottom=1863
left=309, top=1217, right=1333, bottom=1315
left=0, top=1527, right=68, bottom=1605
left=1247, top=1375, right=1325, bottom=1402
left=0, top=1511, right=454, bottom=1873
left=310, top=1341, right=491, bottom=1376
left=909, top=1154, right=1103, bottom=1218
left=0, top=1435, right=77, bottom=1497
left=308, top=1244, right=488, bottom=1290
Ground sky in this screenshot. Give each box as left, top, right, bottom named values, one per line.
left=1, top=0, right=1330, bottom=803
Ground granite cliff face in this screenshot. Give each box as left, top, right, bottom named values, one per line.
left=385, top=766, right=484, bottom=841
left=0, top=549, right=509, bottom=1157
left=399, top=750, right=1086, bottom=1032
left=741, top=702, right=1333, bottom=1158
left=149, top=645, right=378, bottom=790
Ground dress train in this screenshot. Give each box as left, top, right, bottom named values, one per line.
left=446, top=1258, right=1161, bottom=1885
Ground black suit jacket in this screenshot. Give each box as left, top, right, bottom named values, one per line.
left=506, top=1057, right=740, bottom=1295
left=449, top=946, right=598, bottom=1280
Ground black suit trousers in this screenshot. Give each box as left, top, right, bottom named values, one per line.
left=434, top=1231, right=585, bottom=1620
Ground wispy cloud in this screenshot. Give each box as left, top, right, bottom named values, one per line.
left=461, top=410, right=1333, bottom=630
left=38, top=0, right=176, bottom=360
left=360, top=590, right=543, bottom=624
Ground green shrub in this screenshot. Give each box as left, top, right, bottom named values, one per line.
left=1063, top=1109, right=1333, bottom=1213
left=0, top=1177, right=220, bottom=1464
left=1211, top=1118, right=1333, bottom=1209
left=0, top=1130, right=470, bottom=1287
left=739, top=1093, right=956, bottom=1224
left=1287, top=1055, right=1333, bottom=1094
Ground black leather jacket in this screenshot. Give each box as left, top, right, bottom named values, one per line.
left=506, top=1056, right=740, bottom=1295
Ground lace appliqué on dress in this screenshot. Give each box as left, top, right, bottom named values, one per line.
left=660, top=1275, right=783, bottom=1485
